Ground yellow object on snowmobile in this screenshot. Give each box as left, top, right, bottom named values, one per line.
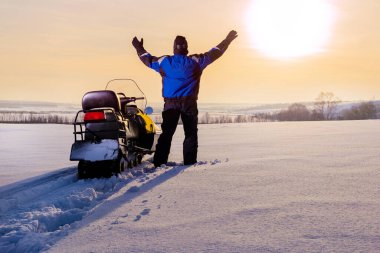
left=136, top=110, right=159, bottom=134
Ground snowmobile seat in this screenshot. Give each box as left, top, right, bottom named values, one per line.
left=81, top=90, right=124, bottom=140
left=82, top=90, right=121, bottom=113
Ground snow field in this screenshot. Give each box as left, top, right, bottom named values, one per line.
left=50, top=156, right=380, bottom=253
left=0, top=167, right=124, bottom=252
left=0, top=124, right=77, bottom=186
left=49, top=121, right=380, bottom=253
left=0, top=121, right=379, bottom=252
left=0, top=157, right=223, bottom=253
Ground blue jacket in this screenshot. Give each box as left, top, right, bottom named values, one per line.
left=136, top=42, right=230, bottom=100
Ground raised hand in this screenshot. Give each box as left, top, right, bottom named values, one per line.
left=132, top=37, right=144, bottom=49
left=225, top=30, right=238, bottom=43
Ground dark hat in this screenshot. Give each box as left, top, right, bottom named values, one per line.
left=173, top=35, right=188, bottom=55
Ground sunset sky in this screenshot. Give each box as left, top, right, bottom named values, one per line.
left=0, top=0, right=379, bottom=104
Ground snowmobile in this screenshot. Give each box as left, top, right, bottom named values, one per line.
left=70, top=79, right=161, bottom=178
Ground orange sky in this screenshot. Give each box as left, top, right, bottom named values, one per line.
left=0, top=0, right=379, bottom=104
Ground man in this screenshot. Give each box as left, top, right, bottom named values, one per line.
left=132, top=30, right=238, bottom=167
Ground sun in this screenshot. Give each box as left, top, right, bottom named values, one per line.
left=246, top=0, right=335, bottom=59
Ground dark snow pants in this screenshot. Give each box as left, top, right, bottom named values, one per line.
left=153, top=98, right=198, bottom=167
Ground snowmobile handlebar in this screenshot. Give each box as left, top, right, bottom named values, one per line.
left=117, top=93, right=144, bottom=103
left=125, top=96, right=145, bottom=103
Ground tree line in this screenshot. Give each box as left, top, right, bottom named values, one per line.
left=0, top=112, right=74, bottom=124
left=152, top=112, right=261, bottom=124
left=269, top=92, right=378, bottom=121
left=0, top=92, right=378, bottom=124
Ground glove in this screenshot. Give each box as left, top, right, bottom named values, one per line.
left=132, top=37, right=147, bottom=56
left=216, top=30, right=238, bottom=51
left=225, top=30, right=238, bottom=43
left=132, top=37, right=144, bottom=49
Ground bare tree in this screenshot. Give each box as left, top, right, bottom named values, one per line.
left=277, top=103, right=310, bottom=121
left=313, top=92, right=341, bottom=120
left=342, top=101, right=377, bottom=120
left=358, top=101, right=377, bottom=119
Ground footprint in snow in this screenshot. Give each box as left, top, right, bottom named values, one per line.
left=211, top=159, right=223, bottom=165
left=111, top=214, right=128, bottom=224
left=140, top=208, right=150, bottom=215
left=133, top=209, right=151, bottom=222
left=111, top=219, right=123, bottom=225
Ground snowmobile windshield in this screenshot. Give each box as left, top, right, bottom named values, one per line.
left=105, top=79, right=147, bottom=110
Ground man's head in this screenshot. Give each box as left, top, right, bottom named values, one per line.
left=173, top=36, right=188, bottom=55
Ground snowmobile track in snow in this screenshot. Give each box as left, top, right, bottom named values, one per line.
left=0, top=161, right=159, bottom=252
left=0, top=167, right=77, bottom=200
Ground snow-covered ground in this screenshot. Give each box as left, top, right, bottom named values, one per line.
left=0, top=124, right=77, bottom=186
left=0, top=121, right=379, bottom=252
